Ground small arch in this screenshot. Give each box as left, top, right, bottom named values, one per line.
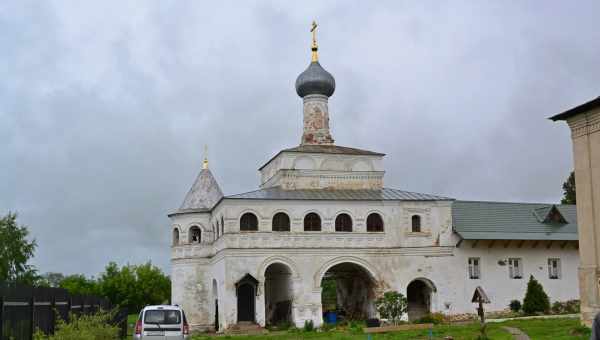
left=411, top=215, right=421, bottom=232
left=335, top=213, right=353, bottom=232
left=367, top=213, right=384, bottom=232
left=189, top=225, right=201, bottom=244
left=240, top=212, right=259, bottom=231
left=407, top=278, right=437, bottom=321
left=221, top=216, right=225, bottom=235
left=272, top=212, right=290, bottom=232
left=258, top=255, right=301, bottom=281
left=172, top=228, right=180, bottom=246
left=293, top=155, right=316, bottom=170
left=304, top=212, right=321, bottom=232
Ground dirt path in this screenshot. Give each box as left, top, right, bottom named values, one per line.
left=502, top=326, right=530, bottom=340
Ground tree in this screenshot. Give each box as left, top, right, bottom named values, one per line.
left=561, top=171, right=576, bottom=204
left=59, top=274, right=98, bottom=295
left=39, top=272, right=65, bottom=287
left=97, top=261, right=170, bottom=312
left=375, top=291, right=407, bottom=324
left=522, top=275, right=550, bottom=315
left=0, top=212, right=39, bottom=284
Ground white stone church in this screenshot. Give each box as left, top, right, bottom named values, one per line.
left=168, top=30, right=580, bottom=331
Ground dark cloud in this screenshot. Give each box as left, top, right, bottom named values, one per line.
left=1, top=1, right=599, bottom=276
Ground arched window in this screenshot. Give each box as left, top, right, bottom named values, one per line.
left=215, top=222, right=219, bottom=238
left=172, top=228, right=180, bottom=246
left=240, top=212, right=258, bottom=231
left=272, top=212, right=290, bottom=232
left=221, top=216, right=225, bottom=236
left=304, top=213, right=321, bottom=231
left=366, top=213, right=384, bottom=232
left=411, top=215, right=421, bottom=232
left=335, top=213, right=353, bottom=232
left=189, top=226, right=201, bottom=243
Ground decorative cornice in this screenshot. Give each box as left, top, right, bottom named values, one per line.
left=567, top=108, right=600, bottom=139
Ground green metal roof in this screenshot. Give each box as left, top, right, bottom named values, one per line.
left=452, top=201, right=578, bottom=241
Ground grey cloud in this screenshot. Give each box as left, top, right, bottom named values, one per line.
left=1, top=0, right=599, bottom=276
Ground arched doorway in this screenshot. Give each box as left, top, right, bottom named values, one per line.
left=264, top=263, right=293, bottom=326
left=236, top=274, right=258, bottom=323
left=407, top=279, right=435, bottom=321
left=320, top=262, right=377, bottom=322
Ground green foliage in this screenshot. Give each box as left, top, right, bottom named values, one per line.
left=303, top=320, right=314, bottom=332
left=0, top=212, right=39, bottom=284
left=509, top=299, right=522, bottom=312
left=347, top=320, right=364, bottom=333
left=321, top=277, right=337, bottom=311
left=522, top=275, right=550, bottom=315
left=561, top=171, right=576, bottom=204
left=39, top=272, right=66, bottom=288
left=60, top=274, right=98, bottom=295
left=34, top=310, right=119, bottom=340
left=414, top=312, right=446, bottom=325
left=55, top=261, right=170, bottom=313
left=551, top=300, right=580, bottom=314
left=375, top=291, right=407, bottom=324
left=97, top=261, right=171, bottom=312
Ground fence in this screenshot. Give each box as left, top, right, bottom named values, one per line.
left=0, top=283, right=128, bottom=340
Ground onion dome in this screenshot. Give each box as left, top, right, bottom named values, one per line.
left=295, top=61, right=336, bottom=98
left=295, top=20, right=335, bottom=98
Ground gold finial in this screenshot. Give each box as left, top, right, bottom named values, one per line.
left=310, top=20, right=318, bottom=62
left=202, top=145, right=209, bottom=170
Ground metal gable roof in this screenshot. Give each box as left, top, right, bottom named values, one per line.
left=225, top=187, right=452, bottom=201
left=452, top=200, right=578, bottom=241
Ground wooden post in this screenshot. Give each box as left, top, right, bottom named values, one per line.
left=30, top=295, right=35, bottom=340
left=0, top=295, right=4, bottom=339
left=50, top=295, right=56, bottom=335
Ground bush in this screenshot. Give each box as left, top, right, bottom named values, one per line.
left=303, top=320, right=314, bottom=332
left=414, top=312, right=446, bottom=325
left=375, top=291, right=407, bottom=325
left=509, top=300, right=522, bottom=312
left=551, top=300, right=581, bottom=314
left=348, top=320, right=364, bottom=333
left=522, top=275, right=550, bottom=315
left=34, top=310, right=119, bottom=340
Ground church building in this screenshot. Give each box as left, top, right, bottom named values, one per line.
left=168, top=25, right=580, bottom=331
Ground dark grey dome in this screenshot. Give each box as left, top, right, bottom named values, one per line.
left=295, top=61, right=335, bottom=97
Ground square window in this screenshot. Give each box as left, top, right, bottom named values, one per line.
left=468, top=257, right=480, bottom=279
left=508, top=258, right=523, bottom=279
left=548, top=258, right=561, bottom=279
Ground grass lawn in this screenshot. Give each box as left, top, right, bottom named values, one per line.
left=499, top=317, right=590, bottom=340
left=190, top=317, right=589, bottom=340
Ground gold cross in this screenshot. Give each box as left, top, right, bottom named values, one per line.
left=310, top=20, right=318, bottom=62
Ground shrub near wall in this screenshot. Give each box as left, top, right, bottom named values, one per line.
left=522, top=275, right=550, bottom=315
left=34, top=311, right=119, bottom=340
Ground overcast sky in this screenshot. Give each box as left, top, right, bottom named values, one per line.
left=2, top=1, right=599, bottom=277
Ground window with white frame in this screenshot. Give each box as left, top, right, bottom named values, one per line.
left=548, top=258, right=561, bottom=279
left=468, top=257, right=481, bottom=279
left=508, top=258, right=523, bottom=279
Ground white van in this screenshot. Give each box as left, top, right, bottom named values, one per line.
left=133, top=305, right=190, bottom=339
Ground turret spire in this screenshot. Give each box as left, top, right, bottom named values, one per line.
left=202, top=145, right=209, bottom=170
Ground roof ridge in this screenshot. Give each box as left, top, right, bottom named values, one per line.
left=454, top=200, right=574, bottom=206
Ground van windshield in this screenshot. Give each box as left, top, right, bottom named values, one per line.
left=144, top=310, right=181, bottom=325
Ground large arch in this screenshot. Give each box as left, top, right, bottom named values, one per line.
left=264, top=262, right=294, bottom=326
left=316, top=257, right=380, bottom=322
left=407, top=278, right=437, bottom=321
left=314, top=256, right=380, bottom=290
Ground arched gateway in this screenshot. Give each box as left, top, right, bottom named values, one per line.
left=236, top=274, right=258, bottom=322
left=319, top=261, right=378, bottom=321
